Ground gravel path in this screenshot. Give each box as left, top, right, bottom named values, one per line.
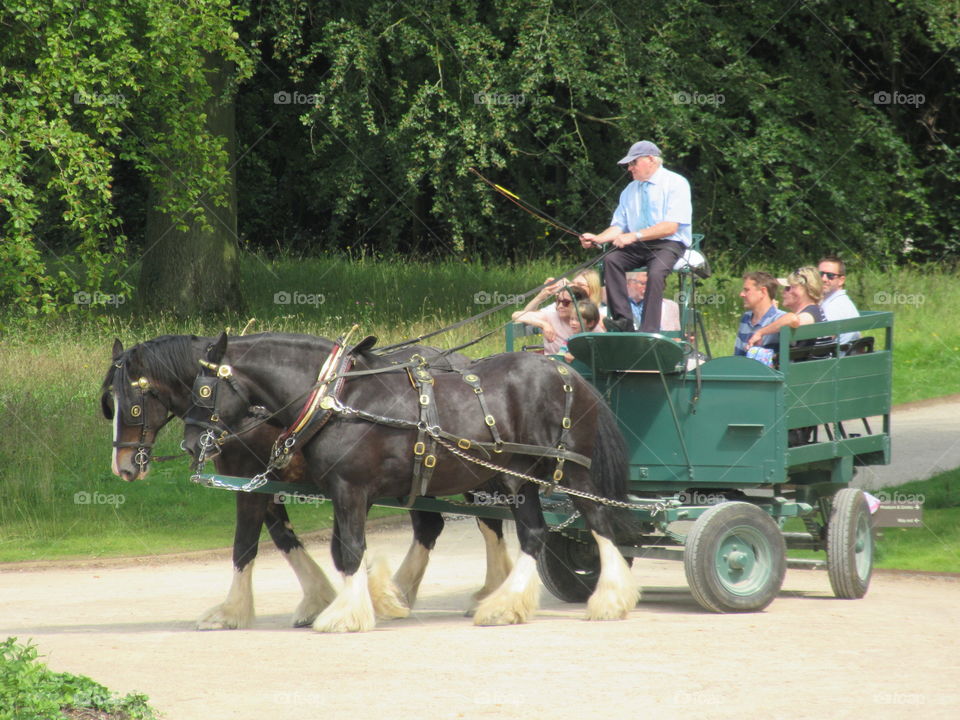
left=2, top=517, right=959, bottom=720
left=3, top=396, right=959, bottom=719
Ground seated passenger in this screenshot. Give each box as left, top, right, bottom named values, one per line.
left=818, top=255, right=861, bottom=347
left=734, top=271, right=785, bottom=356
left=746, top=267, right=832, bottom=352
left=626, top=270, right=681, bottom=332
left=563, top=299, right=605, bottom=362
left=570, top=269, right=606, bottom=316
left=512, top=280, right=588, bottom=355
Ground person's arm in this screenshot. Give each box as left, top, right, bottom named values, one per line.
left=579, top=225, right=622, bottom=248
left=512, top=277, right=559, bottom=321
left=746, top=311, right=817, bottom=348
left=510, top=309, right=557, bottom=342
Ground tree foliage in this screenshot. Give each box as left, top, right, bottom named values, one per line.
left=239, top=0, right=960, bottom=266
left=0, top=0, right=250, bottom=313
left=2, top=0, right=958, bottom=315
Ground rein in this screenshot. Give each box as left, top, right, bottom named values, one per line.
left=375, top=247, right=613, bottom=355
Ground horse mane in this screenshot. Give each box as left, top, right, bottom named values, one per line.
left=102, top=334, right=207, bottom=393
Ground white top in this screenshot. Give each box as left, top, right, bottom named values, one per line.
left=820, top=289, right=861, bottom=345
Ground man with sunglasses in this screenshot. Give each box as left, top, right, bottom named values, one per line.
left=579, top=140, right=692, bottom=333
left=818, top=256, right=861, bottom=346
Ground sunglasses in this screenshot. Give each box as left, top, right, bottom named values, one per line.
left=820, top=271, right=841, bottom=280
left=555, top=298, right=572, bottom=307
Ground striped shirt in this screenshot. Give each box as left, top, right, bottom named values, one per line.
left=734, top=305, right=786, bottom=356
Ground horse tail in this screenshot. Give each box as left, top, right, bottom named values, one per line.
left=589, top=390, right=640, bottom=543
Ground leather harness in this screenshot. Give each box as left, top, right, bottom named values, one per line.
left=195, top=343, right=592, bottom=504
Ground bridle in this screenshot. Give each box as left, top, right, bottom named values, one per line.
left=186, top=360, right=271, bottom=467
left=110, top=366, right=176, bottom=473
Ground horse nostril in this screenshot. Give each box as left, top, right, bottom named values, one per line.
left=120, top=469, right=137, bottom=482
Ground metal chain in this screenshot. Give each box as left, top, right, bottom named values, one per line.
left=432, top=435, right=668, bottom=516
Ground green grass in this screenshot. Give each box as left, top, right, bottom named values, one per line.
left=1, top=254, right=958, bottom=565
left=871, top=469, right=960, bottom=572
left=784, top=470, right=960, bottom=573
left=0, top=637, right=158, bottom=720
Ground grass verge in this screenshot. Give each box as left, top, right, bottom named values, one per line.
left=1, top=254, right=958, bottom=566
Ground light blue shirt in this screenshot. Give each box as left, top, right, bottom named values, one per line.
left=611, top=166, right=692, bottom=247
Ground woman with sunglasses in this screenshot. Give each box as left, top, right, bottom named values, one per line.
left=512, top=279, right=588, bottom=354
left=745, top=266, right=829, bottom=350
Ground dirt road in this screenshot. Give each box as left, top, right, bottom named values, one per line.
left=2, top=517, right=958, bottom=720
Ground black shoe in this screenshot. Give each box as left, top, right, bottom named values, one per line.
left=604, top=316, right=634, bottom=333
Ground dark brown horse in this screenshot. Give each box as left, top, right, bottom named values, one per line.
left=101, top=334, right=513, bottom=628
left=182, top=332, right=638, bottom=632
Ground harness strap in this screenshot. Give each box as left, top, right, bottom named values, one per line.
left=270, top=344, right=353, bottom=469
left=329, top=400, right=592, bottom=469
left=407, top=360, right=440, bottom=507
left=457, top=369, right=503, bottom=451
left=548, top=361, right=576, bottom=495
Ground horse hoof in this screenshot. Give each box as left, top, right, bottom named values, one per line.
left=196, top=603, right=253, bottom=630
left=291, top=597, right=328, bottom=628
left=472, top=605, right=529, bottom=626
left=367, top=556, right=411, bottom=620
left=312, top=609, right=376, bottom=633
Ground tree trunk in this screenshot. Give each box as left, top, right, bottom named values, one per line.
left=138, top=55, right=243, bottom=315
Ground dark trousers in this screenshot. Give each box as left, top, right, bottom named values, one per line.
left=604, top=239, right=685, bottom=333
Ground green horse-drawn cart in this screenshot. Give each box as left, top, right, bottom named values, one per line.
left=193, top=264, right=893, bottom=613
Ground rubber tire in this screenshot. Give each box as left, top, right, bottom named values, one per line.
left=684, top=502, right=787, bottom=613
left=827, top=488, right=873, bottom=599
left=536, top=532, right=632, bottom=603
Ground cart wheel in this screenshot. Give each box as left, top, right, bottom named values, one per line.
left=536, top=532, right=632, bottom=603
left=827, top=488, right=873, bottom=599
left=684, top=502, right=786, bottom=613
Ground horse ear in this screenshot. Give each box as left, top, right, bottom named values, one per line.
left=112, top=338, right=124, bottom=361
left=207, top=332, right=228, bottom=364
left=353, top=335, right=378, bottom=354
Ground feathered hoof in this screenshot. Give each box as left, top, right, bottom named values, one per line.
left=311, top=600, right=376, bottom=633
left=311, top=568, right=377, bottom=633
left=585, top=592, right=635, bottom=621
left=472, top=585, right=539, bottom=627
left=367, top=556, right=410, bottom=620
left=291, top=595, right=330, bottom=628
left=196, top=602, right=253, bottom=631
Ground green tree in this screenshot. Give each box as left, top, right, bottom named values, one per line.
left=236, top=0, right=959, bottom=266
left=0, top=0, right=251, bottom=314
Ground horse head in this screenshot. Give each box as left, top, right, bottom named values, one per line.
left=182, top=332, right=272, bottom=469
left=101, top=338, right=176, bottom=481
